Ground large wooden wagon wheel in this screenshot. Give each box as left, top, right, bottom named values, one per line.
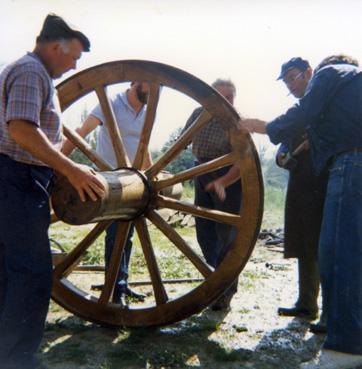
left=51, top=60, right=263, bottom=327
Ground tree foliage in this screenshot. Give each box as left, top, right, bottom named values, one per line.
left=153, top=127, right=195, bottom=174
left=257, top=143, right=288, bottom=189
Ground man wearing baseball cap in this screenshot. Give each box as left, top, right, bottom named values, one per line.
left=275, top=58, right=329, bottom=334
left=241, top=54, right=362, bottom=369
left=0, top=14, right=104, bottom=369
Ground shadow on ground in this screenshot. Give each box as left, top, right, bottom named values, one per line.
left=41, top=310, right=331, bottom=369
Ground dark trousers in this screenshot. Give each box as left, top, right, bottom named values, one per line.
left=283, top=151, right=327, bottom=313
left=194, top=165, right=241, bottom=294
left=296, top=256, right=320, bottom=313
left=105, top=221, right=134, bottom=298
left=0, top=154, right=53, bottom=369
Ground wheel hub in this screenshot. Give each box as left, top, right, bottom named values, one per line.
left=52, top=168, right=151, bottom=225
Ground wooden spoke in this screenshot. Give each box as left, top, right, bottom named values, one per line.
left=153, top=152, right=236, bottom=191
left=155, top=195, right=241, bottom=226
left=50, top=212, right=59, bottom=224
left=53, top=221, right=112, bottom=278
left=95, top=86, right=130, bottom=168
left=99, top=222, right=131, bottom=304
left=146, top=209, right=213, bottom=278
left=134, top=218, right=168, bottom=305
left=133, top=83, right=160, bottom=169
left=63, top=125, right=113, bottom=171
left=145, top=109, right=212, bottom=179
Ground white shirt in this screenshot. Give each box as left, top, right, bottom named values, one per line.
left=91, top=91, right=146, bottom=167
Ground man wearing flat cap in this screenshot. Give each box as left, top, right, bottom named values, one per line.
left=0, top=14, right=105, bottom=369
left=274, top=58, right=329, bottom=332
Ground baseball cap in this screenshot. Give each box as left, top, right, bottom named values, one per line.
left=36, top=13, right=90, bottom=52
left=277, top=57, right=310, bottom=80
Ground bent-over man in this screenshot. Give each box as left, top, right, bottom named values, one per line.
left=0, top=14, right=105, bottom=369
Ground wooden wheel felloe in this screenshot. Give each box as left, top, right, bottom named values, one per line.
left=51, top=60, right=264, bottom=327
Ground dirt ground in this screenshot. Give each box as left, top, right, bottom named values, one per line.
left=40, top=238, right=349, bottom=369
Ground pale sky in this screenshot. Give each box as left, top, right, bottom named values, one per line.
left=1, top=0, right=362, bottom=152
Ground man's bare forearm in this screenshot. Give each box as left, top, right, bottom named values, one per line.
left=62, top=115, right=100, bottom=156
left=205, top=163, right=240, bottom=201
left=10, top=121, right=78, bottom=174
left=241, top=118, right=267, bottom=134
left=9, top=120, right=106, bottom=201
left=216, top=163, right=240, bottom=188
left=9, top=120, right=80, bottom=175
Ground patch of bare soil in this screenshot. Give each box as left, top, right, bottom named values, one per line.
left=43, top=241, right=328, bottom=369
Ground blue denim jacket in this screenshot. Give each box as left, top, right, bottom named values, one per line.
left=267, top=64, right=362, bottom=174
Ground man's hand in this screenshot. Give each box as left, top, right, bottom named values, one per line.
left=277, top=152, right=287, bottom=167
left=239, top=118, right=267, bottom=134
left=205, top=180, right=226, bottom=201
left=64, top=163, right=106, bottom=202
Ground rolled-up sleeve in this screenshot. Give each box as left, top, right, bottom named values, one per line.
left=90, top=103, right=104, bottom=124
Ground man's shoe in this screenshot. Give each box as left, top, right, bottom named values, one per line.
left=124, top=286, right=146, bottom=301
left=278, top=306, right=318, bottom=320
left=210, top=292, right=233, bottom=311
left=300, top=349, right=362, bottom=369
left=112, top=292, right=127, bottom=307
left=309, top=321, right=327, bottom=334
left=90, top=283, right=103, bottom=291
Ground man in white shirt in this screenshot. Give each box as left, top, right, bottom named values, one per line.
left=63, top=81, right=151, bottom=305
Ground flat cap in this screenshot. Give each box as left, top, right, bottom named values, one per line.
left=37, top=13, right=90, bottom=52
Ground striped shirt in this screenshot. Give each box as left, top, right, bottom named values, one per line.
left=0, top=52, right=62, bottom=166
left=184, top=107, right=231, bottom=161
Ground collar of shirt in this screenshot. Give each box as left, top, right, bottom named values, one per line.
left=118, top=90, right=146, bottom=118
left=26, top=52, right=52, bottom=80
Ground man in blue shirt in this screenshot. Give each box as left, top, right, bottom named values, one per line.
left=63, top=81, right=151, bottom=305
left=242, top=54, right=362, bottom=369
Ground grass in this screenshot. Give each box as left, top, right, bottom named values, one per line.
left=262, top=186, right=285, bottom=229
left=182, top=182, right=286, bottom=230
left=46, top=340, right=89, bottom=365
left=50, top=214, right=202, bottom=282
left=105, top=346, right=144, bottom=367
left=181, top=180, right=195, bottom=201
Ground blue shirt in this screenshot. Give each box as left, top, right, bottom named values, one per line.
left=267, top=64, right=362, bottom=174
left=91, top=91, right=146, bottom=168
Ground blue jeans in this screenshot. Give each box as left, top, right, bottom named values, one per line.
left=105, top=221, right=134, bottom=298
left=319, top=151, right=362, bottom=354
left=0, top=154, right=53, bottom=368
